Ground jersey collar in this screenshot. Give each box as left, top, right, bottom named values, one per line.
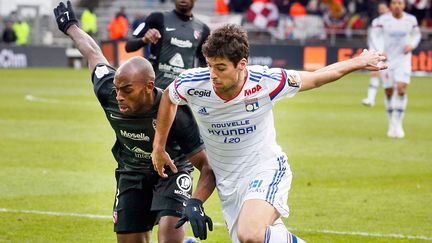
left=173, top=9, right=193, bottom=21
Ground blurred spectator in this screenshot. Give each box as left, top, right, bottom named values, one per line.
left=377, top=1, right=390, bottom=16
left=81, top=7, right=98, bottom=37
left=13, top=19, right=30, bottom=45
left=229, top=0, right=252, bottom=13
left=274, top=0, right=290, bottom=14
left=117, top=6, right=129, bottom=25
left=216, top=0, right=229, bottom=14
left=323, top=1, right=348, bottom=37
left=2, top=21, right=17, bottom=44
left=108, top=13, right=128, bottom=40
left=423, top=5, right=432, bottom=28
left=407, top=0, right=428, bottom=25
left=290, top=2, right=307, bottom=16
left=131, top=13, right=146, bottom=31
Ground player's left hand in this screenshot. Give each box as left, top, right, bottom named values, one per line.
left=359, top=49, right=387, bottom=71
left=53, top=1, right=78, bottom=35
left=175, top=198, right=213, bottom=240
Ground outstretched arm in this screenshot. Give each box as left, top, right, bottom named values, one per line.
left=152, top=90, right=179, bottom=178
left=299, top=49, right=387, bottom=92
left=53, top=1, right=108, bottom=71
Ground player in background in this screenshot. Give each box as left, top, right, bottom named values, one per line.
left=369, top=0, right=421, bottom=138
left=53, top=2, right=215, bottom=242
left=361, top=1, right=389, bottom=107
left=152, top=24, right=387, bottom=243
left=125, top=0, right=210, bottom=89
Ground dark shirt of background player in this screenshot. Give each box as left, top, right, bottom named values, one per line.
left=125, top=0, right=210, bottom=89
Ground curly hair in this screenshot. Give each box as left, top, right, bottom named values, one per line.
left=202, top=24, right=249, bottom=66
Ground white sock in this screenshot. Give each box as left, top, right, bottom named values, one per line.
left=264, top=223, right=305, bottom=243
left=383, top=94, right=394, bottom=125
left=367, top=77, right=379, bottom=101
left=394, top=94, right=407, bottom=127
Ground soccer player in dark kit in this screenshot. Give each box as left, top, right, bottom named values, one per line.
left=53, top=2, right=215, bottom=242
left=125, top=0, right=210, bottom=89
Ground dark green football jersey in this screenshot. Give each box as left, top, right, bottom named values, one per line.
left=91, top=64, right=203, bottom=172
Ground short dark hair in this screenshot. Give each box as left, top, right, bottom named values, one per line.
left=202, top=24, right=249, bottom=66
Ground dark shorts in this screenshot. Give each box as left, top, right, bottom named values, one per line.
left=113, top=169, right=193, bottom=233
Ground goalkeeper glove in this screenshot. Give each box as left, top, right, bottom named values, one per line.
left=175, top=198, right=213, bottom=240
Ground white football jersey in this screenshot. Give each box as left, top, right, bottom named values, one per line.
left=167, top=65, right=301, bottom=199
left=369, top=12, right=421, bottom=70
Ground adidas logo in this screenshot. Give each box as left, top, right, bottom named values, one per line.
left=198, top=107, right=209, bottom=115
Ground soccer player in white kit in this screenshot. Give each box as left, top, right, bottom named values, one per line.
left=369, top=0, right=421, bottom=138
left=152, top=24, right=387, bottom=243
left=361, top=1, right=389, bottom=107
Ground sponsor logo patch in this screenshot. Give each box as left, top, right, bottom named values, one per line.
left=245, top=98, right=259, bottom=112
left=174, top=174, right=192, bottom=198
left=170, top=37, right=192, bottom=48
left=244, top=84, right=262, bottom=96
left=187, top=88, right=211, bottom=97
left=287, top=73, right=300, bottom=87
left=120, top=130, right=150, bottom=141
left=198, top=107, right=209, bottom=115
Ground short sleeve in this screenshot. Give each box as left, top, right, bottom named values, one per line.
left=91, top=64, right=116, bottom=104
left=167, top=77, right=188, bottom=106
left=266, top=68, right=302, bottom=103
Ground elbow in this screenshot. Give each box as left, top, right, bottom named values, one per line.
left=125, top=41, right=134, bottom=52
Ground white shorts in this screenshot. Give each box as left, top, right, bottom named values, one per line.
left=219, top=154, right=293, bottom=242
left=383, top=66, right=411, bottom=89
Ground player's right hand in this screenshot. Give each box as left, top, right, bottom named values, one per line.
left=53, top=1, right=78, bottom=35
left=143, top=28, right=161, bottom=44
left=359, top=49, right=387, bottom=71
left=151, top=148, right=178, bottom=178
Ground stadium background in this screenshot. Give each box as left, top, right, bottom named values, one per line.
left=0, top=0, right=431, bottom=242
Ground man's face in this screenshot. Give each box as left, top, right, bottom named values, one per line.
left=378, top=3, right=389, bottom=15
left=390, top=0, right=405, bottom=16
left=175, top=0, right=195, bottom=14
left=113, top=75, right=151, bottom=115
left=207, top=57, right=246, bottom=95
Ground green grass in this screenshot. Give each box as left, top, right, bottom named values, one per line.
left=0, top=69, right=430, bottom=242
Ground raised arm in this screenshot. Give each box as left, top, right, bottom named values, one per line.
left=152, top=90, right=179, bottom=178
left=54, top=1, right=108, bottom=71
left=299, top=49, right=387, bottom=92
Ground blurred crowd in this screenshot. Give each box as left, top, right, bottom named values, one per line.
left=1, top=0, right=431, bottom=45
left=218, top=0, right=432, bottom=40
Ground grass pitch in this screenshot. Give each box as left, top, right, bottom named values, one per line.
left=0, top=68, right=430, bottom=242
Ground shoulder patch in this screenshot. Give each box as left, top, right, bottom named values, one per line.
left=95, top=65, right=110, bottom=79
left=287, top=72, right=300, bottom=87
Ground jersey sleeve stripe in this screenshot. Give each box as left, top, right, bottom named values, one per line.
left=269, top=69, right=286, bottom=100
left=132, top=22, right=146, bottom=36
left=174, top=78, right=187, bottom=102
